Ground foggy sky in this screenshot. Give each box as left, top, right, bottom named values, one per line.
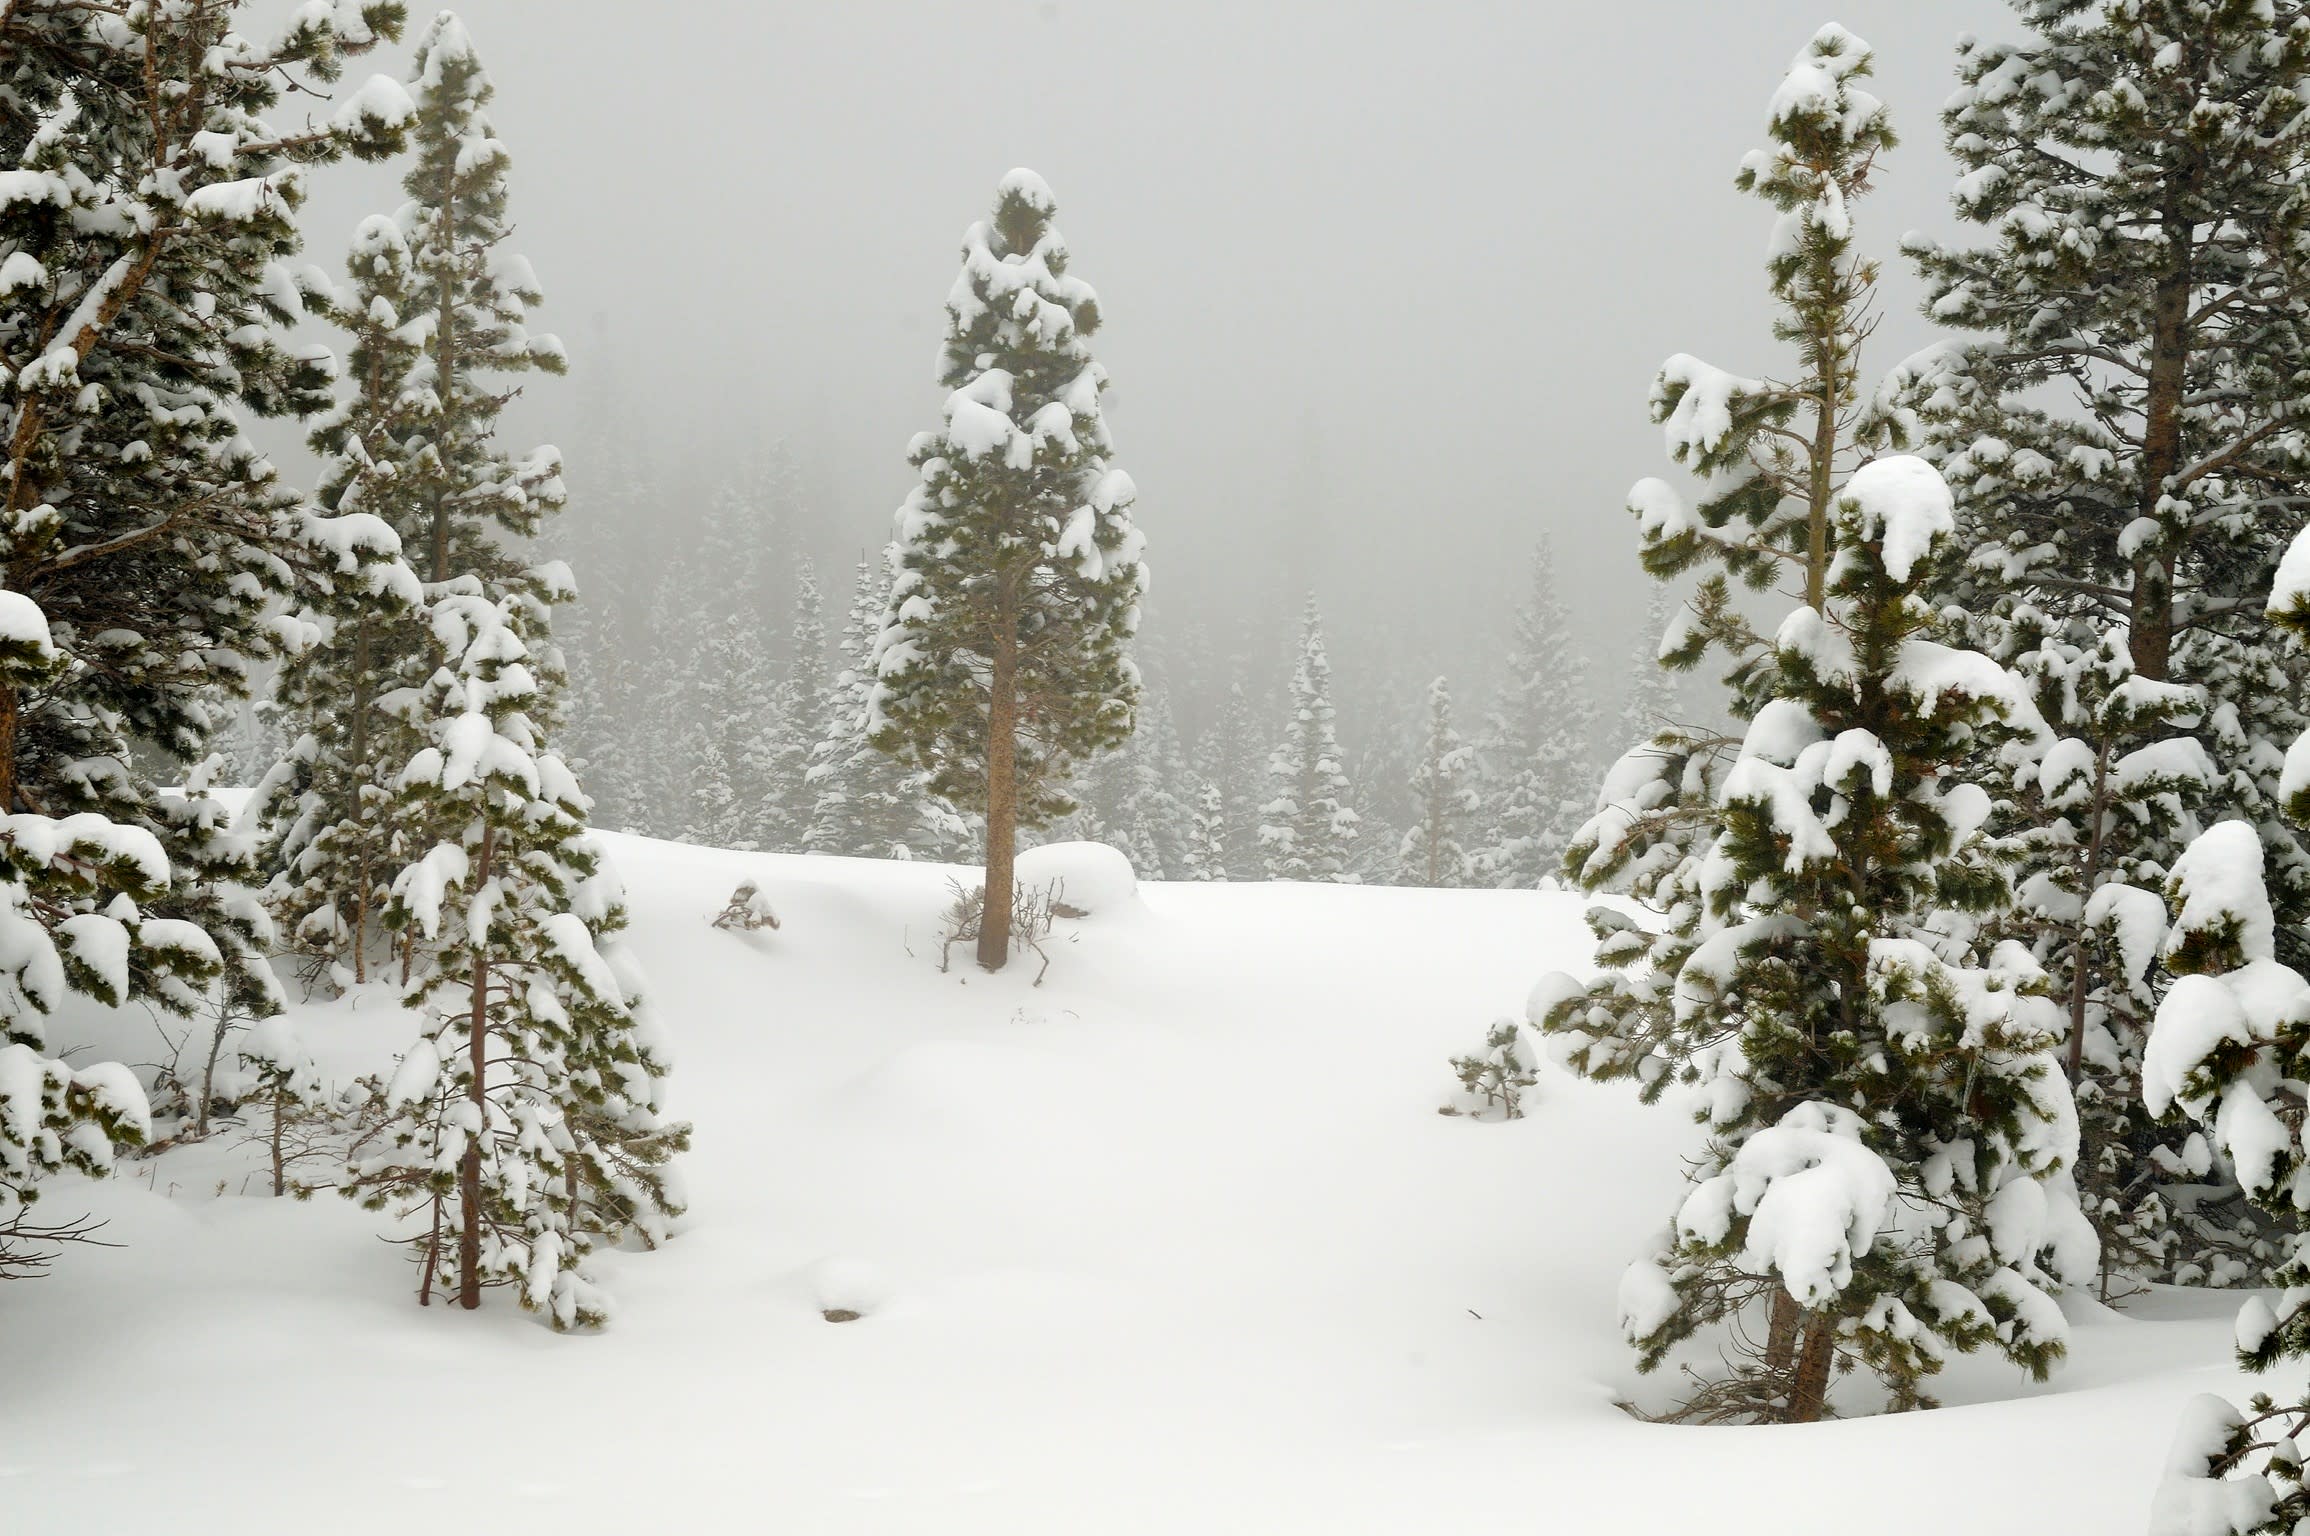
left=289, top=0, right=2017, bottom=713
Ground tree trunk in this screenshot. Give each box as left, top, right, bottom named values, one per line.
left=0, top=679, right=18, bottom=813
left=456, top=827, right=495, bottom=1310
left=2130, top=174, right=2196, bottom=683
left=1765, top=1289, right=1801, bottom=1380
left=349, top=621, right=374, bottom=984
left=1786, top=1312, right=1837, bottom=1424
left=2065, top=739, right=2114, bottom=1084
left=1804, top=339, right=1840, bottom=611
left=429, top=174, right=459, bottom=587
left=978, top=638, right=1019, bottom=971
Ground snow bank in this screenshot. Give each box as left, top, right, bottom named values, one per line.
left=1016, top=840, right=1137, bottom=914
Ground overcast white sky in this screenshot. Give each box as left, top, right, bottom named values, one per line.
left=291, top=0, right=2016, bottom=704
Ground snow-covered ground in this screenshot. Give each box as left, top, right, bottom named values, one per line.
left=0, top=833, right=2261, bottom=1533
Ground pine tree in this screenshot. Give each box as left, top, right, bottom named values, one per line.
left=1196, top=678, right=1267, bottom=875
left=348, top=579, right=686, bottom=1328
left=810, top=558, right=970, bottom=860
left=872, top=170, right=1145, bottom=965
left=1183, top=778, right=1229, bottom=882
left=1400, top=676, right=1476, bottom=887
left=1617, top=586, right=1683, bottom=750
left=1475, top=539, right=1600, bottom=888
left=260, top=9, right=568, bottom=980
left=1541, top=457, right=2089, bottom=1421
left=1887, top=0, right=2310, bottom=1291
left=2146, top=530, right=2310, bottom=1531
left=1260, top=600, right=1359, bottom=881
left=1555, top=24, right=1903, bottom=1093
left=0, top=0, right=411, bottom=1251
left=757, top=558, right=828, bottom=849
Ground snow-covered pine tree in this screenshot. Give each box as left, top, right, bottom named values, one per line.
left=678, top=587, right=777, bottom=851
left=756, top=557, right=829, bottom=849
left=1552, top=24, right=1901, bottom=1089
left=810, top=557, right=970, bottom=860
left=0, top=0, right=412, bottom=1254
left=348, top=578, right=686, bottom=1327
left=1260, top=599, right=1359, bottom=882
left=1617, top=586, right=1683, bottom=749
left=1196, top=678, right=1267, bottom=875
left=872, top=170, right=1145, bottom=965
left=1400, top=676, right=1476, bottom=887
left=261, top=9, right=568, bottom=981
left=1474, top=538, right=1599, bottom=888
left=1183, top=778, right=1229, bottom=882
left=2141, top=531, right=2310, bottom=1533
left=1110, top=685, right=1192, bottom=880
left=1540, top=457, right=2090, bottom=1421
left=1886, top=0, right=2310, bottom=1291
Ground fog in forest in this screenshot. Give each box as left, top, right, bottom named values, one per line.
left=274, top=0, right=2013, bottom=797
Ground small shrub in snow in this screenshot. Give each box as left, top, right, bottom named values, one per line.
left=938, top=878, right=1063, bottom=983
left=712, top=881, right=781, bottom=934
left=1440, top=1020, right=1537, bottom=1121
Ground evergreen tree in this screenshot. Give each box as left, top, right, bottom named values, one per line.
left=260, top=9, right=568, bottom=981
left=1260, top=600, right=1359, bottom=881
left=1554, top=24, right=1902, bottom=1092
left=0, top=0, right=410, bottom=1246
left=1400, top=676, right=1476, bottom=887
left=1183, top=778, right=1229, bottom=882
left=810, top=558, right=970, bottom=860
left=678, top=585, right=776, bottom=851
left=348, top=579, right=686, bottom=1328
left=2147, top=528, right=2310, bottom=1530
left=872, top=170, right=1145, bottom=965
left=757, top=558, right=829, bottom=849
left=1475, top=539, right=1600, bottom=888
left=1887, top=0, right=2310, bottom=1289
left=1196, top=678, right=1267, bottom=875
left=1617, top=586, right=1682, bottom=749
left=1540, top=457, right=2089, bottom=1420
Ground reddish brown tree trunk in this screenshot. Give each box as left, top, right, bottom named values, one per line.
left=456, top=827, right=495, bottom=1310
left=978, top=632, right=1019, bottom=971
left=1786, top=1314, right=1836, bottom=1424
left=2130, top=179, right=2195, bottom=683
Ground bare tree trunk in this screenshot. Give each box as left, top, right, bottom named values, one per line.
left=0, top=680, right=17, bottom=813
left=428, top=173, right=460, bottom=588
left=420, top=1197, right=441, bottom=1307
left=456, top=827, right=495, bottom=1310
left=349, top=620, right=374, bottom=985
left=977, top=611, right=1020, bottom=971
left=1804, top=338, right=1839, bottom=611
left=1765, top=1289, right=1800, bottom=1382
left=269, top=1095, right=286, bottom=1197
left=1786, top=1313, right=1836, bottom=1424
left=2130, top=177, right=2195, bottom=683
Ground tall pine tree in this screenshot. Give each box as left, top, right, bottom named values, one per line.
left=873, top=170, right=1144, bottom=964
left=1887, top=0, right=2310, bottom=1289
left=0, top=0, right=412, bottom=1250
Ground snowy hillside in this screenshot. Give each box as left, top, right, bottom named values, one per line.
left=0, top=834, right=2258, bottom=1533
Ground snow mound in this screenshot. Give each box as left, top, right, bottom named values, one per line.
left=1016, top=840, right=1137, bottom=914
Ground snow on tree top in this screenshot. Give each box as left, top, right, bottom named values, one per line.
left=1841, top=454, right=1952, bottom=584
left=997, top=167, right=1058, bottom=213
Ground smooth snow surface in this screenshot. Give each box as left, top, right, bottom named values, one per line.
left=0, top=834, right=2273, bottom=1533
